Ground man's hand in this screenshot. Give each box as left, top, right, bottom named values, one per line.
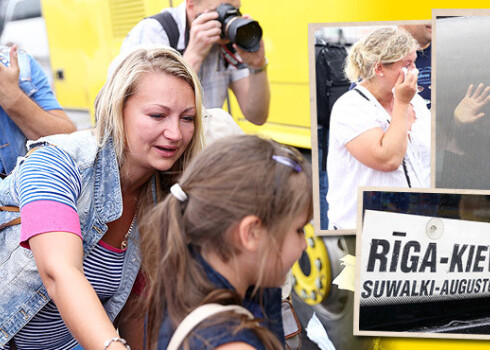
left=234, top=39, right=266, bottom=70
left=233, top=14, right=266, bottom=69
left=454, top=83, right=490, bottom=124
left=0, top=45, right=76, bottom=140
left=184, top=11, right=221, bottom=72
left=0, top=45, right=23, bottom=109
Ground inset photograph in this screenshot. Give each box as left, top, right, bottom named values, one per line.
left=355, top=188, right=490, bottom=339
left=309, top=22, right=432, bottom=235
left=434, top=10, right=490, bottom=190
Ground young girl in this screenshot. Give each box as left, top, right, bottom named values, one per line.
left=143, top=134, right=313, bottom=349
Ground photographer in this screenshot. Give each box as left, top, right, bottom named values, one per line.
left=121, top=0, right=270, bottom=126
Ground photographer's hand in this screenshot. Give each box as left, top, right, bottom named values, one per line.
left=454, top=83, right=490, bottom=124
left=233, top=39, right=266, bottom=70
left=233, top=14, right=266, bottom=69
left=184, top=11, right=221, bottom=72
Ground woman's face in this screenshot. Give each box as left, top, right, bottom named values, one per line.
left=379, top=50, right=417, bottom=89
left=123, top=72, right=196, bottom=177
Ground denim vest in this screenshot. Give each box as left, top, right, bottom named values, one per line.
left=0, top=48, right=41, bottom=175
left=0, top=130, right=142, bottom=347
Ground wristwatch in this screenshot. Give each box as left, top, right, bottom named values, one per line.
left=249, top=58, right=268, bottom=74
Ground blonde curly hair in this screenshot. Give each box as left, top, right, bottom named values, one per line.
left=345, top=27, right=418, bottom=82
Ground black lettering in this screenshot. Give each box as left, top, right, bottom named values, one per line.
left=411, top=280, right=419, bottom=296
left=419, top=243, right=437, bottom=273
left=449, top=244, right=467, bottom=272
left=440, top=280, right=449, bottom=295
left=401, top=241, right=420, bottom=273
left=419, top=280, right=430, bottom=296
left=373, top=280, right=385, bottom=298
left=474, top=278, right=481, bottom=293
left=465, top=246, right=475, bottom=272
left=449, top=280, right=458, bottom=295
left=367, top=239, right=390, bottom=272
left=361, top=280, right=373, bottom=298
left=473, top=246, right=488, bottom=272
left=390, top=240, right=402, bottom=272
left=483, top=279, right=490, bottom=292
left=458, top=279, right=467, bottom=294
left=385, top=280, right=402, bottom=297
left=400, top=280, right=411, bottom=297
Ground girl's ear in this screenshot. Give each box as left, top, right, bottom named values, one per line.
left=237, top=215, right=265, bottom=253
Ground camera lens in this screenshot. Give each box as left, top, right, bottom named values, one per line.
left=216, top=3, right=263, bottom=52
left=227, top=18, right=262, bottom=52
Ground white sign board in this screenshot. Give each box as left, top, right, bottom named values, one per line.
left=360, top=210, right=490, bottom=306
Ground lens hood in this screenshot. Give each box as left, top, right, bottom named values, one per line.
left=226, top=18, right=262, bottom=52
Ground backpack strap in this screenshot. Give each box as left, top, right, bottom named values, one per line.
left=167, top=303, right=254, bottom=350
left=0, top=206, right=21, bottom=230
left=150, top=11, right=183, bottom=53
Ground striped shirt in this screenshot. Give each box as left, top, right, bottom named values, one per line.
left=4, top=242, right=126, bottom=350
left=1, top=146, right=128, bottom=349
left=18, top=146, right=82, bottom=247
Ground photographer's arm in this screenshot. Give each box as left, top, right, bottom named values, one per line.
left=232, top=40, right=270, bottom=126
left=0, top=46, right=75, bottom=140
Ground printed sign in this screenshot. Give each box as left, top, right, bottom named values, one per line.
left=360, top=210, right=490, bottom=306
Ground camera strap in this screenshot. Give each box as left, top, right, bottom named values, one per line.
left=220, top=43, right=247, bottom=70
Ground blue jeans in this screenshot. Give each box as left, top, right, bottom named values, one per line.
left=318, top=127, right=329, bottom=230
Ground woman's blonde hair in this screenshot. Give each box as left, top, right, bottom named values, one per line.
left=345, top=27, right=418, bottom=82
left=143, top=135, right=313, bottom=349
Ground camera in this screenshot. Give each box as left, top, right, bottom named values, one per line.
left=216, top=3, right=262, bottom=52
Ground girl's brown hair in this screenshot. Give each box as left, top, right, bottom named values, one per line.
left=142, top=135, right=313, bottom=349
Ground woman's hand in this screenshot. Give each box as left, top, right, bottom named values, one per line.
left=394, top=68, right=418, bottom=105
left=454, top=83, right=490, bottom=124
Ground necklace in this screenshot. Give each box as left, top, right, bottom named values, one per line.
left=121, top=210, right=138, bottom=250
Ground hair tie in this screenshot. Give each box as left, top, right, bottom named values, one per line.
left=170, top=183, right=188, bottom=202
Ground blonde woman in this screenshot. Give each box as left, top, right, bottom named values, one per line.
left=0, top=47, right=203, bottom=349
left=326, top=27, right=431, bottom=230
